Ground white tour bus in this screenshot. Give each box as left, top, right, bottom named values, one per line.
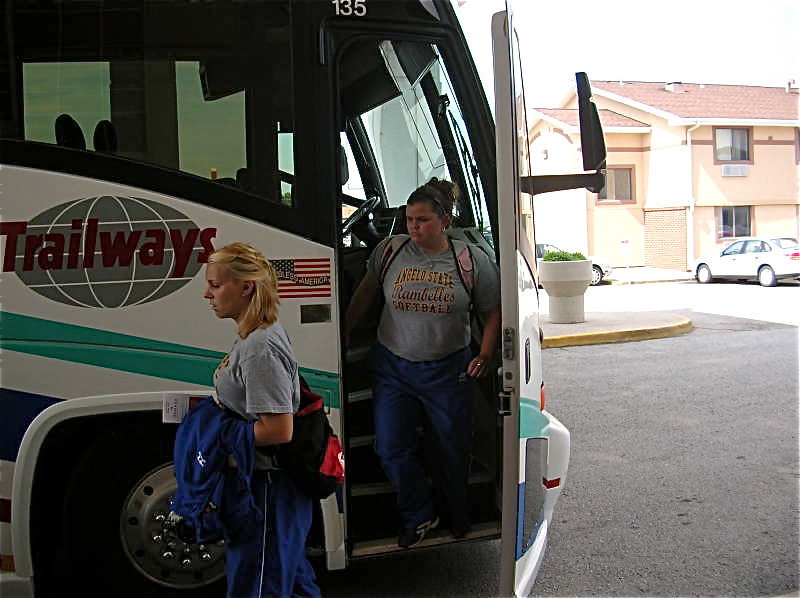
left=0, top=1, right=606, bottom=596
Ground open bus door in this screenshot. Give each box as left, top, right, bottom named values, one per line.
left=492, top=6, right=606, bottom=596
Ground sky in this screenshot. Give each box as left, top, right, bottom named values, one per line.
left=456, top=0, right=800, bottom=108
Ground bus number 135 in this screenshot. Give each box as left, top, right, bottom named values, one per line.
left=332, top=0, right=367, bottom=17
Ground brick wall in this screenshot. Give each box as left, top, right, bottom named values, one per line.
left=644, top=208, right=687, bottom=270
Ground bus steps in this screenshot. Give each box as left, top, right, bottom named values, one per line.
left=350, top=521, right=501, bottom=558
left=350, top=465, right=493, bottom=497
left=344, top=344, right=371, bottom=364
left=349, top=433, right=375, bottom=448
left=347, top=474, right=500, bottom=544
left=348, top=426, right=435, bottom=449
left=347, top=388, right=371, bottom=403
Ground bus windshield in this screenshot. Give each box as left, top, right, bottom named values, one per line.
left=337, top=37, right=492, bottom=246
left=361, top=42, right=488, bottom=231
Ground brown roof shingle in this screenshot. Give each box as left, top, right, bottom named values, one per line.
left=591, top=81, right=799, bottom=121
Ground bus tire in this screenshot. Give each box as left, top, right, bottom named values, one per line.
left=60, top=419, right=225, bottom=597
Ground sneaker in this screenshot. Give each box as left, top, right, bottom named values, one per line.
left=398, top=516, right=439, bottom=549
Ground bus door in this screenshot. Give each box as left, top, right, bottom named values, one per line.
left=492, top=8, right=571, bottom=597
left=323, top=9, right=507, bottom=558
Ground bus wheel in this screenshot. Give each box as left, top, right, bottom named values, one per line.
left=62, top=423, right=225, bottom=597
left=120, top=464, right=227, bottom=590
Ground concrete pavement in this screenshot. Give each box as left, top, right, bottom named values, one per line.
left=541, top=266, right=694, bottom=348
left=605, top=265, right=694, bottom=285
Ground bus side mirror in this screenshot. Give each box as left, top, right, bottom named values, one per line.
left=576, top=72, right=606, bottom=188
left=520, top=72, right=606, bottom=196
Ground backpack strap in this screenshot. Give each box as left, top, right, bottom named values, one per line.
left=297, top=382, right=324, bottom=416
left=296, top=396, right=324, bottom=417
left=378, top=234, right=411, bottom=285
left=448, top=238, right=475, bottom=308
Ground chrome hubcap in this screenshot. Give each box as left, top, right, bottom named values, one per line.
left=120, top=464, right=225, bottom=589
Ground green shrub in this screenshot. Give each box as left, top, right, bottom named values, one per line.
left=542, top=250, right=587, bottom=261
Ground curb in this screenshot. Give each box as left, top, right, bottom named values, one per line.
left=608, top=278, right=694, bottom=285
left=542, top=315, right=693, bottom=348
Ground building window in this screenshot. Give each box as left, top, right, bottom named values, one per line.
left=598, top=167, right=633, bottom=202
left=714, top=127, right=751, bottom=162
left=717, top=206, right=751, bottom=239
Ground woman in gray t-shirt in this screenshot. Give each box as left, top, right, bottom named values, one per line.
left=345, top=179, right=501, bottom=549
left=204, top=242, right=320, bottom=598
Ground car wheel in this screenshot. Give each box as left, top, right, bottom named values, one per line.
left=696, top=264, right=713, bottom=284
left=590, top=265, right=603, bottom=286
left=758, top=265, right=777, bottom=287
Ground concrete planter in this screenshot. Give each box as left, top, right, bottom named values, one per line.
left=539, top=259, right=592, bottom=323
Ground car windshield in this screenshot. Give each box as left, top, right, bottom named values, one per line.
left=772, top=237, right=799, bottom=249
left=722, top=241, right=745, bottom=255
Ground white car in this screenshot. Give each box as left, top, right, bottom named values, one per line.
left=693, top=237, right=800, bottom=287
left=536, top=243, right=613, bottom=286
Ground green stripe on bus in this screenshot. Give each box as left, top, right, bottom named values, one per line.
left=0, top=312, right=341, bottom=406
left=2, top=339, right=221, bottom=385
left=0, top=312, right=224, bottom=358
left=519, top=396, right=549, bottom=438
left=299, top=368, right=341, bottom=409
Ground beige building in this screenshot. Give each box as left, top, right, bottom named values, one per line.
left=529, top=81, right=800, bottom=270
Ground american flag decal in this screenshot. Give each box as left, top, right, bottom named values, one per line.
left=272, top=258, right=332, bottom=298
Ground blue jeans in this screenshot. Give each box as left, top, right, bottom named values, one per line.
left=224, top=469, right=320, bottom=598
left=371, top=344, right=473, bottom=531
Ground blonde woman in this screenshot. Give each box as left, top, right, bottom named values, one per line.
left=204, top=242, right=320, bottom=598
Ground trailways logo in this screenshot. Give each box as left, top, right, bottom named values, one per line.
left=0, top=196, right=216, bottom=308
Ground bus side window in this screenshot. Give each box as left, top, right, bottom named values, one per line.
left=24, top=63, right=110, bottom=148
left=278, top=131, right=294, bottom=206
left=176, top=61, right=247, bottom=186
left=13, top=3, right=297, bottom=209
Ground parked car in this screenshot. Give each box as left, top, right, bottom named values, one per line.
left=535, top=243, right=613, bottom=286
left=693, top=237, right=800, bottom=287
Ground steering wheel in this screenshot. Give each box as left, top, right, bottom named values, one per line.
left=342, top=195, right=381, bottom=236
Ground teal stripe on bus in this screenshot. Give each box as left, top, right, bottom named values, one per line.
left=519, top=396, right=548, bottom=438
left=299, top=368, right=341, bottom=409
left=0, top=312, right=223, bottom=358
left=1, top=338, right=223, bottom=386
left=0, top=312, right=341, bottom=406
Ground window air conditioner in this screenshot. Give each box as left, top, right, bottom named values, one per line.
left=721, top=164, right=749, bottom=177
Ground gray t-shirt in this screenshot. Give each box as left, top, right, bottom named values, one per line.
left=366, top=236, right=500, bottom=361
left=214, top=323, right=300, bottom=468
